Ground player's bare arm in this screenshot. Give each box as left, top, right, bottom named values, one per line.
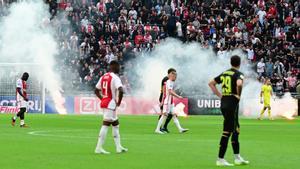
left=169, top=89, right=182, bottom=98
left=94, top=88, right=103, bottom=100
left=260, top=90, right=264, bottom=104
left=117, top=87, right=124, bottom=107
left=236, top=79, right=243, bottom=99
left=270, top=87, right=273, bottom=96
left=17, top=87, right=28, bottom=101
left=208, top=79, right=222, bottom=99
left=270, top=87, right=275, bottom=100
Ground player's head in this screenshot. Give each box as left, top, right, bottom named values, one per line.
left=265, top=78, right=271, bottom=85
left=21, top=72, right=29, bottom=81
left=231, top=55, right=241, bottom=69
left=109, top=61, right=120, bottom=74
left=169, top=71, right=177, bottom=81
left=167, top=68, right=176, bottom=75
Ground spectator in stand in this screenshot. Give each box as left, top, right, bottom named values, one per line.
left=265, top=59, right=274, bottom=78
left=285, top=72, right=297, bottom=92
left=3, top=0, right=297, bottom=94
left=274, top=60, right=285, bottom=78
left=257, top=58, right=266, bottom=79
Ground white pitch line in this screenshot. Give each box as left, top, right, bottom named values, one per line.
left=27, top=130, right=212, bottom=142
left=28, top=129, right=95, bottom=139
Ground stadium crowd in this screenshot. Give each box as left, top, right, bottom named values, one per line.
left=0, top=0, right=299, bottom=95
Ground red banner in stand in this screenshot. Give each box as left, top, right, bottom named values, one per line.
left=74, top=96, right=188, bottom=115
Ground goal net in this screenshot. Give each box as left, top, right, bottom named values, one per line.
left=0, top=63, right=45, bottom=114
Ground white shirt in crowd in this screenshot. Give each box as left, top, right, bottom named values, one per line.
left=105, top=52, right=117, bottom=64
left=176, top=21, right=183, bottom=37
left=81, top=18, right=89, bottom=27
left=246, top=48, right=254, bottom=60
left=217, top=50, right=227, bottom=59
left=257, top=10, right=266, bottom=24
left=257, top=61, right=265, bottom=73
left=251, top=37, right=260, bottom=45
left=128, top=9, right=137, bottom=20
left=275, top=27, right=281, bottom=38
left=235, top=31, right=242, bottom=39
left=65, top=6, right=73, bottom=13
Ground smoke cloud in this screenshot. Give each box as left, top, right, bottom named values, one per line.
left=0, top=0, right=66, bottom=114
left=128, top=38, right=297, bottom=118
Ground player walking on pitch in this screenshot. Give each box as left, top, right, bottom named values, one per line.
left=209, top=55, right=249, bottom=166
left=258, top=78, right=274, bottom=120
left=155, top=70, right=189, bottom=134
left=12, top=72, right=29, bottom=127
left=94, top=61, right=128, bottom=154
left=158, top=68, right=176, bottom=133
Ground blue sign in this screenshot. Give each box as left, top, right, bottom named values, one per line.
left=0, top=95, right=42, bottom=113
left=0, top=95, right=74, bottom=114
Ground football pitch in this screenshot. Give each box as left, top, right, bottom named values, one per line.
left=0, top=114, right=299, bottom=169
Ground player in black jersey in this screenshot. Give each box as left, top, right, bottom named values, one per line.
left=158, top=68, right=176, bottom=133
left=209, top=55, right=249, bottom=166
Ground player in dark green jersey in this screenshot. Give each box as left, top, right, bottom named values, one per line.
left=209, top=55, right=249, bottom=166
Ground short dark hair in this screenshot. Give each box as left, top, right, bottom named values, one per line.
left=110, top=60, right=119, bottom=66
left=23, top=72, right=29, bottom=76
left=230, top=55, right=241, bottom=67
left=167, top=68, right=176, bottom=74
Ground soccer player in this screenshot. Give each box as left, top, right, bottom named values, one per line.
left=12, top=72, right=29, bottom=127
left=94, top=61, right=128, bottom=154
left=258, top=78, right=274, bottom=120
left=209, top=55, right=249, bottom=166
left=155, top=70, right=189, bottom=134
left=158, top=68, right=176, bottom=133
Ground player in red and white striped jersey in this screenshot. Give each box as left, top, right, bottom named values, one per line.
left=94, top=61, right=128, bottom=154
left=12, top=72, right=29, bottom=127
left=155, top=71, right=189, bottom=134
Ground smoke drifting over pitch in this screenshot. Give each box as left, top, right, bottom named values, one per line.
left=0, top=1, right=66, bottom=114
left=129, top=38, right=297, bottom=118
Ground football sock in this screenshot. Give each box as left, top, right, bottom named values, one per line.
left=20, top=120, right=25, bottom=126
left=112, top=125, right=121, bottom=149
left=163, top=114, right=172, bottom=129
left=20, top=110, right=25, bottom=120
left=231, top=131, right=240, bottom=154
left=156, top=115, right=166, bottom=131
left=260, top=108, right=265, bottom=118
left=218, top=132, right=231, bottom=158
left=268, top=109, right=271, bottom=118
left=173, top=116, right=183, bottom=131
left=96, top=125, right=109, bottom=150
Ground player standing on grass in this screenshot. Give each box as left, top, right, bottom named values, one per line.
left=158, top=68, right=176, bottom=133
left=12, top=72, right=29, bottom=127
left=94, top=61, right=128, bottom=154
left=209, top=55, right=249, bottom=166
left=258, top=78, right=274, bottom=120
left=155, top=70, right=189, bottom=134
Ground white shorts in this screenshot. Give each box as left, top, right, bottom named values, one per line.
left=17, top=100, right=28, bottom=109
left=163, top=104, right=174, bottom=114
left=102, top=108, right=118, bottom=122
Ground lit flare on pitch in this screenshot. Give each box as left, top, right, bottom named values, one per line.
left=173, top=102, right=188, bottom=117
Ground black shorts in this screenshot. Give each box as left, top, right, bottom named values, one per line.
left=220, top=96, right=240, bottom=132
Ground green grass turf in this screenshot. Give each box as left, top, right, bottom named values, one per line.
left=0, top=114, right=299, bottom=169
